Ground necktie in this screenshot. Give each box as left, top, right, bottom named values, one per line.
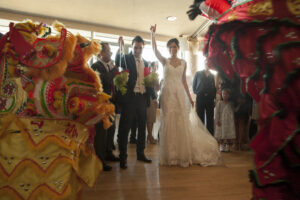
left=107, top=64, right=110, bottom=72
left=136, top=59, right=145, bottom=94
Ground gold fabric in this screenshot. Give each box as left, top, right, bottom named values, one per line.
left=287, top=0, right=300, bottom=15
left=0, top=115, right=102, bottom=200
left=248, top=0, right=273, bottom=16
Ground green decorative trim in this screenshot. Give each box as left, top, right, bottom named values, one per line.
left=265, top=110, right=283, bottom=127
left=204, top=24, right=217, bottom=57
left=63, top=92, right=67, bottom=116
left=251, top=167, right=299, bottom=188
left=273, top=41, right=300, bottom=87
left=251, top=169, right=262, bottom=186
left=215, top=21, right=243, bottom=54
left=259, top=27, right=279, bottom=94
left=231, top=32, right=241, bottom=65
left=282, top=68, right=300, bottom=91
left=249, top=109, right=283, bottom=144
left=66, top=81, right=94, bottom=88
left=0, top=96, right=15, bottom=113
left=231, top=21, right=270, bottom=65
left=262, top=41, right=300, bottom=94
left=245, top=19, right=300, bottom=93
left=40, top=81, right=53, bottom=118
left=293, top=139, right=300, bottom=155
left=290, top=163, right=300, bottom=168
left=215, top=0, right=253, bottom=21
left=41, top=26, right=51, bottom=38
left=258, top=124, right=300, bottom=169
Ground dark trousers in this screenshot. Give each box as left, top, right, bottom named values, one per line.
left=130, top=116, right=137, bottom=141
left=94, top=120, right=116, bottom=164
left=196, top=95, right=215, bottom=135
left=118, top=93, right=147, bottom=161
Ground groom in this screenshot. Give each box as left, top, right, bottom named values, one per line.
left=115, top=36, right=157, bottom=169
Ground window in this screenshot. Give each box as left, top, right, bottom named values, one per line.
left=128, top=43, right=168, bottom=81
left=0, top=18, right=173, bottom=79
left=197, top=51, right=217, bottom=75
left=68, top=28, right=92, bottom=39
left=0, top=19, right=18, bottom=34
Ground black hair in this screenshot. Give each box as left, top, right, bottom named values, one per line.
left=100, top=42, right=109, bottom=53
left=167, top=38, right=180, bottom=48
left=221, top=88, right=231, bottom=95
left=132, top=35, right=144, bottom=45
left=221, top=88, right=232, bottom=101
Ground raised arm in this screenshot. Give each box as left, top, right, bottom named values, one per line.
left=150, top=24, right=166, bottom=66
left=182, top=61, right=194, bottom=107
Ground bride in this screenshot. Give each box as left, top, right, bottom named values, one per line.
left=151, top=24, right=221, bottom=167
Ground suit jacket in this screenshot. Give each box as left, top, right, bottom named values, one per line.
left=115, top=52, right=157, bottom=105
left=192, top=70, right=216, bottom=100
left=91, top=60, right=118, bottom=97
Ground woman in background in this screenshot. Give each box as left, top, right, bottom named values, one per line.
left=147, top=62, right=159, bottom=144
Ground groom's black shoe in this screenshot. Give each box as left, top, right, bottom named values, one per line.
left=103, top=164, right=112, bottom=171
left=120, top=160, right=127, bottom=169
left=129, top=138, right=137, bottom=144
left=106, top=153, right=120, bottom=162
left=137, top=155, right=152, bottom=163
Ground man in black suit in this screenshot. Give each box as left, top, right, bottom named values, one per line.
left=115, top=36, right=157, bottom=169
left=192, top=62, right=216, bottom=135
left=91, top=42, right=120, bottom=171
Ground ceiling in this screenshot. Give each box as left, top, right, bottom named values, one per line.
left=0, top=0, right=209, bottom=39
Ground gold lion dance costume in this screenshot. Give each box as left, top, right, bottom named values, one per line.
left=188, top=0, right=300, bottom=199
left=0, top=20, right=114, bottom=199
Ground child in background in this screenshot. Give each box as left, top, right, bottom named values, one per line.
left=214, top=88, right=236, bottom=152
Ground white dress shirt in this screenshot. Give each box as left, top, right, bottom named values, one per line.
left=134, top=57, right=145, bottom=94
left=99, top=59, right=112, bottom=72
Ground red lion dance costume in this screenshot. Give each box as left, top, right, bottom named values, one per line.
left=188, top=0, right=300, bottom=199
left=0, top=20, right=114, bottom=199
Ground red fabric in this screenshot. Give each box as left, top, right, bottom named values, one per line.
left=217, top=0, right=299, bottom=24
left=9, top=23, right=34, bottom=56
left=203, top=0, right=231, bottom=15
left=203, top=1, right=300, bottom=198
left=0, top=34, right=8, bottom=53
left=68, top=45, right=83, bottom=69
left=144, top=67, right=151, bottom=77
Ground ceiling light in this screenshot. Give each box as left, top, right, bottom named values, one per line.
left=167, top=16, right=177, bottom=21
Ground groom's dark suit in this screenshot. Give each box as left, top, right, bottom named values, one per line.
left=115, top=52, right=156, bottom=163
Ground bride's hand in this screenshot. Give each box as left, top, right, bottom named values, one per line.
left=150, top=24, right=156, bottom=34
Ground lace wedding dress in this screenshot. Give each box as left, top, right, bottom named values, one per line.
left=159, top=59, right=221, bottom=167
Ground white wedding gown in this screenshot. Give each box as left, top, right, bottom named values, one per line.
left=159, top=59, right=221, bottom=167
